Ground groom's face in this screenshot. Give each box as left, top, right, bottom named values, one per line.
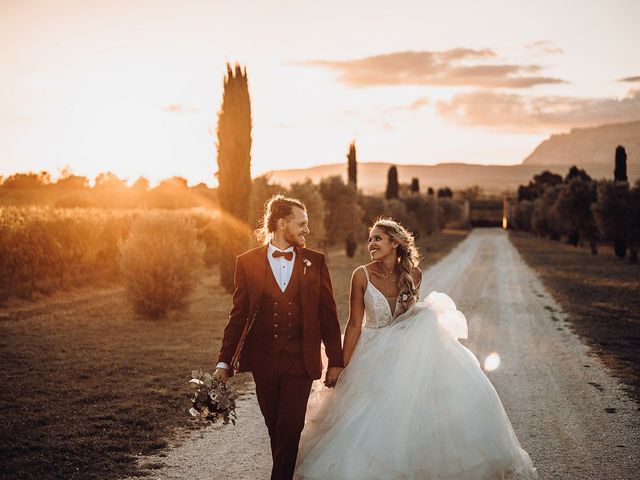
left=282, top=206, right=309, bottom=248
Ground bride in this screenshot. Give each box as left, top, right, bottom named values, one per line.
left=294, top=218, right=538, bottom=480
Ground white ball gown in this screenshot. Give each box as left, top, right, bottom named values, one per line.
left=294, top=267, right=538, bottom=480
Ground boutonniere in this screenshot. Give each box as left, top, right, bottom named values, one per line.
left=303, top=259, right=312, bottom=275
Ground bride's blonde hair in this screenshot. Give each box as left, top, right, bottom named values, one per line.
left=371, top=217, right=421, bottom=306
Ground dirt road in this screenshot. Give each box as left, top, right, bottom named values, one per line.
left=129, top=228, right=640, bottom=479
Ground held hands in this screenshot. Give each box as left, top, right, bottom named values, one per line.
left=324, top=367, right=344, bottom=388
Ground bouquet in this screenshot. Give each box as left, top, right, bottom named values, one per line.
left=188, top=369, right=238, bottom=425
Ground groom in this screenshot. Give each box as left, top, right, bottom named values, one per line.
left=215, top=194, right=344, bottom=480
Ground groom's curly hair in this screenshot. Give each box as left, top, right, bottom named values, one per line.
left=256, top=194, right=306, bottom=245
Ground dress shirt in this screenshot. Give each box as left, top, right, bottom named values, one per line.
left=216, top=243, right=296, bottom=371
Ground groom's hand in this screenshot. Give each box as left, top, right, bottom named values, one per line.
left=324, top=367, right=343, bottom=388
left=214, top=367, right=229, bottom=383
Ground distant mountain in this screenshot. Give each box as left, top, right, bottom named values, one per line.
left=522, top=120, right=640, bottom=166
left=265, top=161, right=640, bottom=195
left=264, top=120, right=640, bottom=194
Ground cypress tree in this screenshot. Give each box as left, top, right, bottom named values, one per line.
left=385, top=166, right=399, bottom=200
left=614, top=145, right=628, bottom=182
left=347, top=141, right=357, bottom=189
left=345, top=142, right=358, bottom=256
left=216, top=63, right=252, bottom=292
left=613, top=145, right=628, bottom=258
left=410, top=178, right=420, bottom=194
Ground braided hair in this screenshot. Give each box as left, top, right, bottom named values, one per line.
left=371, top=217, right=421, bottom=309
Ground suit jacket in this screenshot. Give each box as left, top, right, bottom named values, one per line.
left=217, top=245, right=344, bottom=380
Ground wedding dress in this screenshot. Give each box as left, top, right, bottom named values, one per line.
left=295, top=267, right=538, bottom=480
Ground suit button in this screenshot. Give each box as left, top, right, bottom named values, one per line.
left=274, top=313, right=278, bottom=317
left=287, top=335, right=292, bottom=339
left=288, top=301, right=292, bottom=305
left=274, top=323, right=278, bottom=328
left=274, top=302, right=278, bottom=306
left=288, top=312, right=292, bottom=316
left=273, top=334, right=278, bottom=339
left=288, top=323, right=292, bottom=327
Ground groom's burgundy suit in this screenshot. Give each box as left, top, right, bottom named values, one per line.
left=217, top=245, right=343, bottom=480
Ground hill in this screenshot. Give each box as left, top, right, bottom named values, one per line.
left=522, top=120, right=640, bottom=166
left=266, top=161, right=640, bottom=195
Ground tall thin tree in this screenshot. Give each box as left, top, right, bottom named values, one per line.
left=347, top=141, right=357, bottom=190
left=216, top=63, right=252, bottom=292
left=614, top=145, right=628, bottom=182
left=385, top=166, right=399, bottom=200
left=410, top=178, right=420, bottom=194
left=613, top=145, right=628, bottom=258
left=345, top=141, right=358, bottom=256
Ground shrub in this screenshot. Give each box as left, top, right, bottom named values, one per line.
left=119, top=213, right=204, bottom=318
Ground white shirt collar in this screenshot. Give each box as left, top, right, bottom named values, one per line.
left=268, top=242, right=295, bottom=255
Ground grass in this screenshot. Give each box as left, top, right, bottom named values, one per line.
left=508, top=231, right=640, bottom=405
left=0, top=229, right=468, bottom=480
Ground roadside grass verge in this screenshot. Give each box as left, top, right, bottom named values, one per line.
left=509, top=231, right=640, bottom=405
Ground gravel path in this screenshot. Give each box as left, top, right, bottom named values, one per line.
left=127, top=228, right=640, bottom=479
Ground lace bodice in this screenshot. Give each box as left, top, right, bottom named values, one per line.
left=362, top=266, right=398, bottom=329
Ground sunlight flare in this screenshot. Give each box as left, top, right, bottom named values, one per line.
left=483, top=352, right=501, bottom=372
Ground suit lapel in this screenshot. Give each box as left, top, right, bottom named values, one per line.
left=295, top=247, right=309, bottom=314
left=249, top=245, right=268, bottom=315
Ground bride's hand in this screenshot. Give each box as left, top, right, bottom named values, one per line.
left=324, top=367, right=344, bottom=388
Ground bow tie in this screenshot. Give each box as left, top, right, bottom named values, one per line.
left=272, top=250, right=294, bottom=261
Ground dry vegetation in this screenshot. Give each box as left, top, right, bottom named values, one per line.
left=0, top=229, right=468, bottom=480
left=509, top=231, right=640, bottom=404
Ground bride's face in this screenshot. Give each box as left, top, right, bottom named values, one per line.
left=368, top=226, right=398, bottom=261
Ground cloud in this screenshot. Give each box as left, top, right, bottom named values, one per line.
left=163, top=104, right=197, bottom=113
left=619, top=76, right=640, bottom=83
left=299, top=48, right=566, bottom=88
left=525, top=40, right=564, bottom=55
left=437, top=89, right=640, bottom=131
left=409, top=97, right=430, bottom=111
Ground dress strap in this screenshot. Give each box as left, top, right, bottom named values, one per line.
left=361, top=265, right=370, bottom=281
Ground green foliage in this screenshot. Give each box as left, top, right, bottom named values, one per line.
left=0, top=208, right=136, bottom=299
left=119, top=213, right=204, bottom=319
left=347, top=141, right=357, bottom=189
left=410, top=178, right=420, bottom=194
left=437, top=187, right=453, bottom=198
left=320, top=176, right=365, bottom=247
left=437, top=198, right=463, bottom=229
left=288, top=179, right=327, bottom=250
left=249, top=175, right=286, bottom=238
left=216, top=63, right=253, bottom=292
left=614, top=145, right=628, bottom=182
left=593, top=180, right=633, bottom=259
left=512, top=200, right=534, bottom=232
left=531, top=184, right=566, bottom=239
left=384, top=199, right=419, bottom=233
left=555, top=177, right=598, bottom=253
left=385, top=166, right=399, bottom=200
left=0, top=208, right=218, bottom=301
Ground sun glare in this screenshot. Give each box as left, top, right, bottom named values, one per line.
left=483, top=352, right=501, bottom=372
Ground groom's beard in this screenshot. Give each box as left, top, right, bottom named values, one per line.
left=284, top=228, right=306, bottom=248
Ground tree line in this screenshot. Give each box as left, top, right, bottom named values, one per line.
left=510, top=146, right=640, bottom=263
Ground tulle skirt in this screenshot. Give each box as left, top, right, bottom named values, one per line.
left=295, top=292, right=538, bottom=480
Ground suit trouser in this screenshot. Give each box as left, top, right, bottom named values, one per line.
left=252, top=351, right=313, bottom=480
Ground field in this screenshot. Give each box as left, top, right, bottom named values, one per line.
left=509, top=231, right=640, bottom=404
left=0, top=229, right=468, bottom=480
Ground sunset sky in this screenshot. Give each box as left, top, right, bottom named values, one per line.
left=1, top=0, right=639, bottom=186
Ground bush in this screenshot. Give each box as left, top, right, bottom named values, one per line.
left=119, top=213, right=204, bottom=318
left=512, top=200, right=534, bottom=231
left=437, top=198, right=463, bottom=229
